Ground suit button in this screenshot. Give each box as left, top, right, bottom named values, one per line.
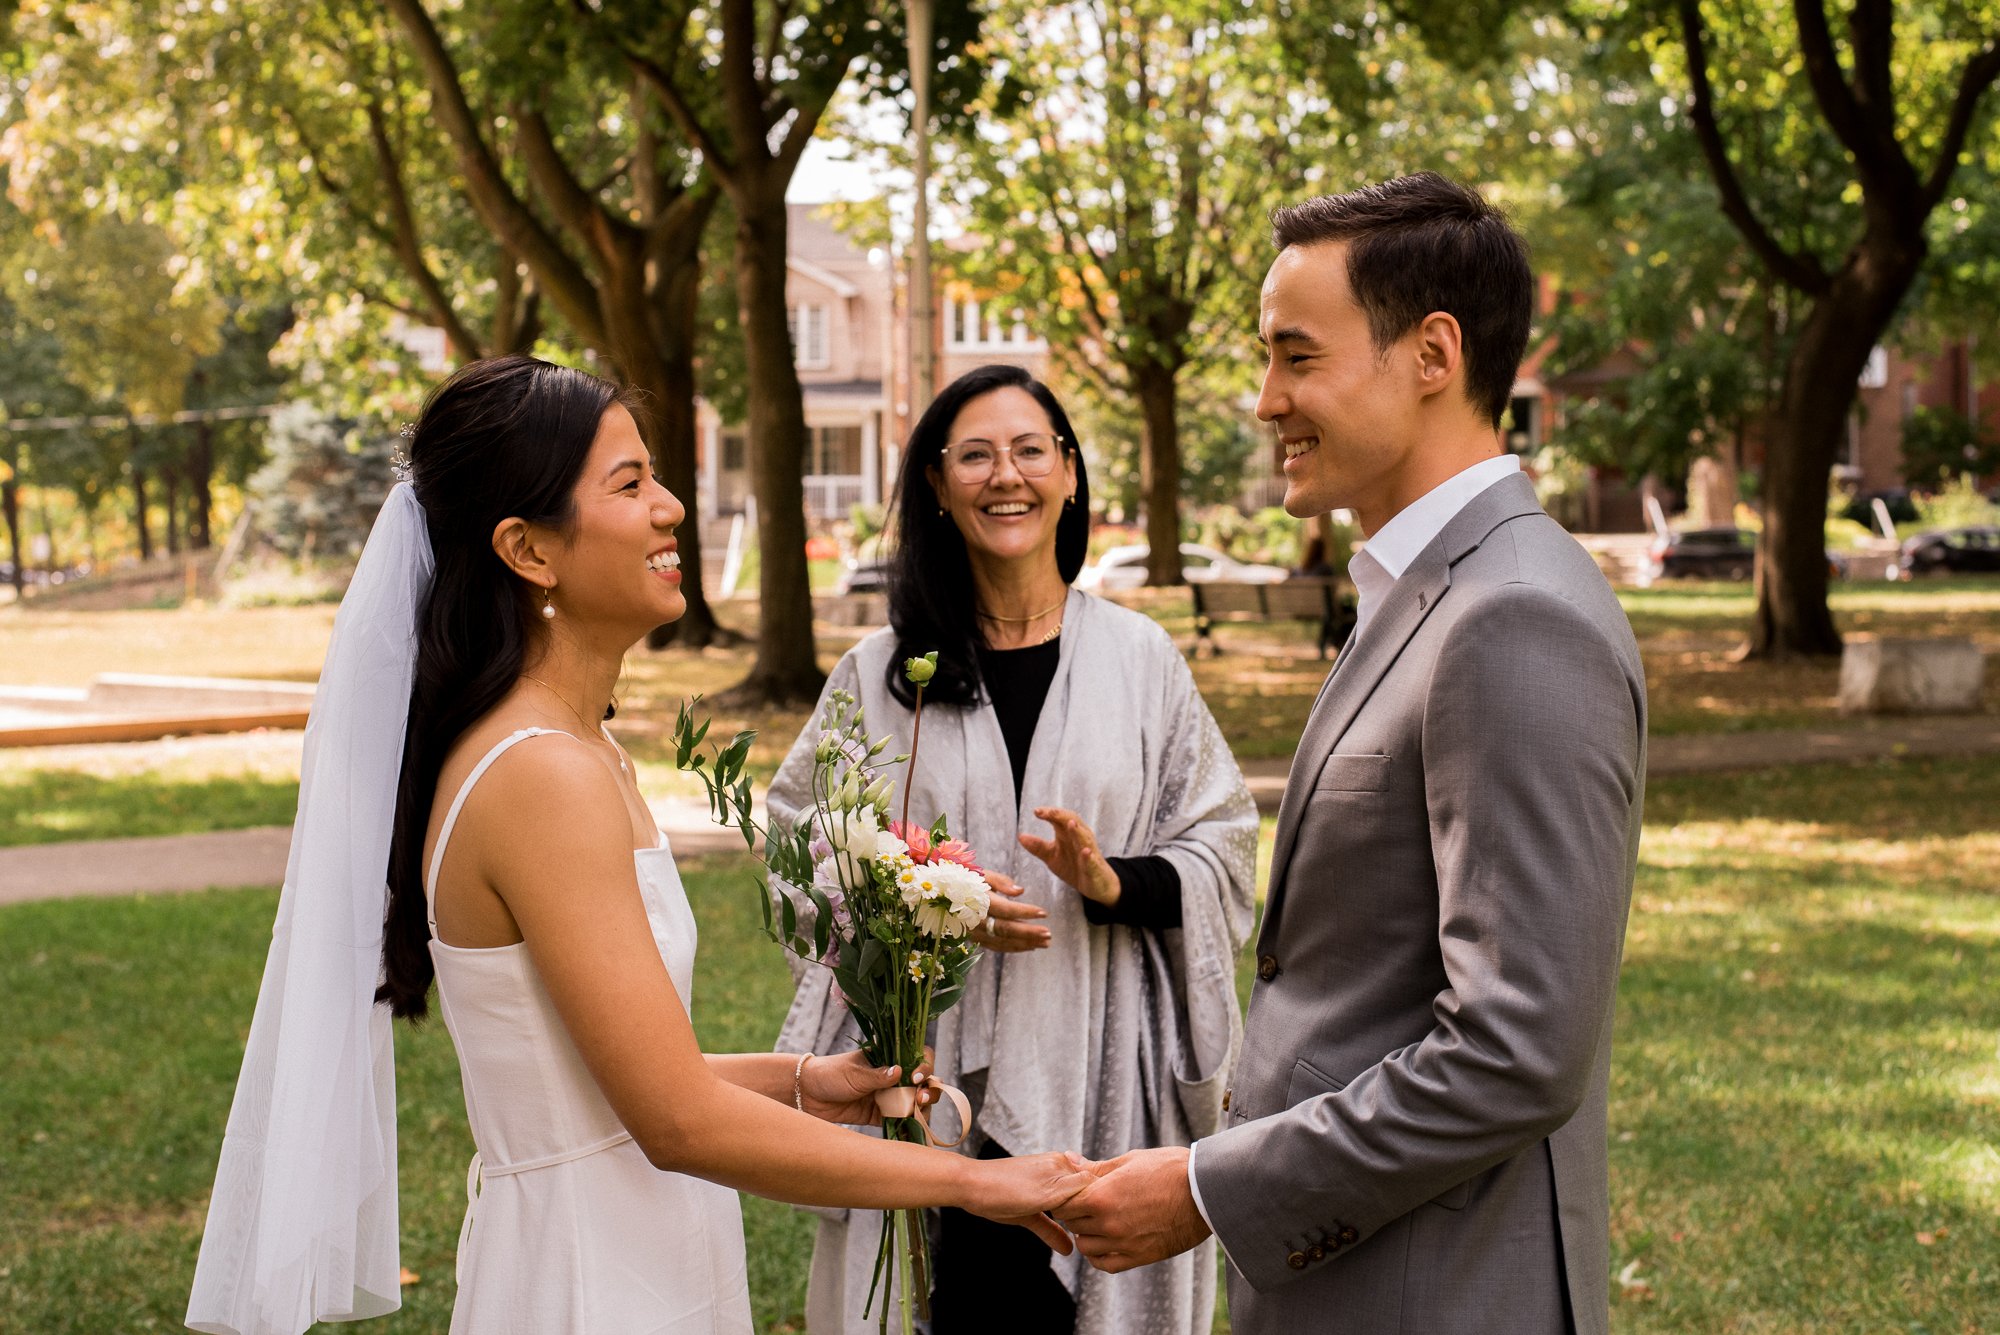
left=1286, top=1250, right=1309, bottom=1270
left=1221, top=1088, right=1232, bottom=1112
left=1337, top=1225, right=1358, bottom=1245
left=1257, top=954, right=1279, bottom=982
left=1308, top=1243, right=1325, bottom=1261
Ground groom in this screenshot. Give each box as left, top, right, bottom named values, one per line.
left=1052, top=173, right=1646, bottom=1333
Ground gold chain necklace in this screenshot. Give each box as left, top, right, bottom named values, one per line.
left=522, top=675, right=628, bottom=775
left=975, top=594, right=1066, bottom=624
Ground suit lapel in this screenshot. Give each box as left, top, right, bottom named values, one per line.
left=1258, top=474, right=1545, bottom=944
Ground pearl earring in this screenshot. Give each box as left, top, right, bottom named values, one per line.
left=541, top=587, right=556, bottom=620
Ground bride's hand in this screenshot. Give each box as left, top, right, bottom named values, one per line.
left=1019, top=808, right=1120, bottom=906
left=968, top=870, right=1051, bottom=953
left=797, top=1050, right=937, bottom=1126
left=962, top=1151, right=1096, bottom=1254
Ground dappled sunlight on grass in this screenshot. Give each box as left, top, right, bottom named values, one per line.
left=1612, top=756, right=2000, bottom=1330
left=0, top=604, right=336, bottom=686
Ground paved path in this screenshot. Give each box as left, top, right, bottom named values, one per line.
left=5, top=716, right=1998, bottom=907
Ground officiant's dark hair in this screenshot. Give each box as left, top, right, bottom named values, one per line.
left=886, top=363, right=1090, bottom=708
left=1271, top=171, right=1532, bottom=429
left=380, top=354, right=639, bottom=1021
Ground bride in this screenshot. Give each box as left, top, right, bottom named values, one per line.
left=187, top=355, right=1089, bottom=1335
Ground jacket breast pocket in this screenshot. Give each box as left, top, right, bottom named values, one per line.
left=1312, top=752, right=1391, bottom=794
left=1284, top=1056, right=1347, bottom=1109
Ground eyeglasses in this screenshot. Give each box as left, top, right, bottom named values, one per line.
left=940, top=432, right=1069, bottom=484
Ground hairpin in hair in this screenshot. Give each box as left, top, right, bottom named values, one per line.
left=398, top=421, right=417, bottom=439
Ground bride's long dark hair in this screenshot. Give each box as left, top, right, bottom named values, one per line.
left=378, top=355, right=635, bottom=1021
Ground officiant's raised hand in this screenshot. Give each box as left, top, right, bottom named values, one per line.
left=967, top=869, right=1052, bottom=953
left=796, top=1050, right=938, bottom=1127
left=1019, top=806, right=1121, bottom=906
left=1050, top=1147, right=1212, bottom=1273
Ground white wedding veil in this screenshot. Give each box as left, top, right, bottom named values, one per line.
left=187, top=481, right=432, bottom=1335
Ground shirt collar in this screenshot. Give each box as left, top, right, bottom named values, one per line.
left=1357, top=454, right=1522, bottom=581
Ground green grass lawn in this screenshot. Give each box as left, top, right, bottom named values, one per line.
left=0, top=740, right=304, bottom=848
left=4, top=757, right=1996, bottom=1331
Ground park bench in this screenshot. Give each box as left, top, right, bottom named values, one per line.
left=1190, top=577, right=1353, bottom=659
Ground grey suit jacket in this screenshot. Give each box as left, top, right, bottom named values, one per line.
left=1193, top=474, right=1646, bottom=1335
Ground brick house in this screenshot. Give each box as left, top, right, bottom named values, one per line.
left=695, top=205, right=1051, bottom=523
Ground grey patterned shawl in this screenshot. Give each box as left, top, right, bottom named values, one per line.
left=773, top=590, right=1258, bottom=1335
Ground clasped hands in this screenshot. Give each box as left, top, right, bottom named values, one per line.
left=1035, top=1147, right=1214, bottom=1273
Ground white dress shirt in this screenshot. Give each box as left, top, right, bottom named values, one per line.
left=1185, top=451, right=1522, bottom=1251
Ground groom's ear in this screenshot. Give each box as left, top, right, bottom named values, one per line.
left=491, top=516, right=555, bottom=584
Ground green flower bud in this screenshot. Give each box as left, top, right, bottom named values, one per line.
left=903, top=651, right=939, bottom=686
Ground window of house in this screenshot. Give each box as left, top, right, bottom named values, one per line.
left=722, top=431, right=747, bottom=472
left=1504, top=396, right=1538, bottom=454
left=946, top=297, right=1037, bottom=348
left=788, top=304, right=830, bottom=369
left=802, top=425, right=864, bottom=476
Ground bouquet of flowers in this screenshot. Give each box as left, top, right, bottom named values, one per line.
left=673, top=652, right=991, bottom=1333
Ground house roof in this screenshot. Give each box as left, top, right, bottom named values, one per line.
left=787, top=255, right=861, bottom=299
left=803, top=379, right=885, bottom=402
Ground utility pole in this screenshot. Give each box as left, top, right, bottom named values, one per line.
left=907, top=0, right=936, bottom=413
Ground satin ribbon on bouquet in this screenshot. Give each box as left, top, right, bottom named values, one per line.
left=875, top=1076, right=973, bottom=1149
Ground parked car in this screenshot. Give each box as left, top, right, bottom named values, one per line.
left=833, top=556, right=890, bottom=595
left=1644, top=527, right=1758, bottom=582
left=1075, top=542, right=1290, bottom=591
left=1897, top=526, right=2000, bottom=578
left=1644, top=527, right=1856, bottom=584
left=1840, top=487, right=1918, bottom=529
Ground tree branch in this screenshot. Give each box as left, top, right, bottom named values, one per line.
left=1792, top=0, right=1872, bottom=162
left=364, top=95, right=488, bottom=358
left=625, top=48, right=735, bottom=178
left=1677, top=0, right=1832, bottom=294
left=382, top=0, right=607, bottom=346
left=515, top=103, right=630, bottom=268
left=1922, top=37, right=2000, bottom=211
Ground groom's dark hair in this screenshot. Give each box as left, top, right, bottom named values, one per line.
left=1272, top=172, right=1532, bottom=429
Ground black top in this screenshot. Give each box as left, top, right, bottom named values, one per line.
left=975, top=638, right=1182, bottom=930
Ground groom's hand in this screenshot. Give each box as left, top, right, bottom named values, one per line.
left=1049, top=1147, right=1210, bottom=1273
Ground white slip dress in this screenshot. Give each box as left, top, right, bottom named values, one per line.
left=424, top=727, right=753, bottom=1334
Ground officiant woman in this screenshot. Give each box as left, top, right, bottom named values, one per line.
left=773, top=363, right=1258, bottom=1335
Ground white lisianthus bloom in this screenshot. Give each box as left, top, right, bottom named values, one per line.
left=827, top=804, right=880, bottom=861
left=876, top=832, right=910, bottom=861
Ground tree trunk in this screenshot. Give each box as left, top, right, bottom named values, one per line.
left=1749, top=243, right=1923, bottom=657
left=129, top=425, right=154, bottom=561
left=1135, top=363, right=1183, bottom=586
left=188, top=421, right=214, bottom=549
left=729, top=186, right=824, bottom=703
left=596, top=225, right=727, bottom=650
left=163, top=463, right=182, bottom=555
left=2, top=471, right=23, bottom=595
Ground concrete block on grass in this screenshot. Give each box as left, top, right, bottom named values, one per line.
left=1838, top=636, right=1985, bottom=715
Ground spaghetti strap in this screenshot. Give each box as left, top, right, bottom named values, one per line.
left=424, top=727, right=570, bottom=933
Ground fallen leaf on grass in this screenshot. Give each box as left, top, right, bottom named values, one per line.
left=1616, top=1259, right=1655, bottom=1301
left=1915, top=1226, right=1948, bottom=1246
left=400, top=1267, right=421, bottom=1286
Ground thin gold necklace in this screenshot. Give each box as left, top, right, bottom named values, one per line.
left=522, top=674, right=628, bottom=775
left=975, top=594, right=1066, bottom=624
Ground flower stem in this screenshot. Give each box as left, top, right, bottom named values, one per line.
left=901, top=683, right=924, bottom=833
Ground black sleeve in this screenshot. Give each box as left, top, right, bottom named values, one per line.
left=1083, top=855, right=1183, bottom=930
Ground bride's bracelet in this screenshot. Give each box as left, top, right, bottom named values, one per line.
left=792, top=1053, right=813, bottom=1112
